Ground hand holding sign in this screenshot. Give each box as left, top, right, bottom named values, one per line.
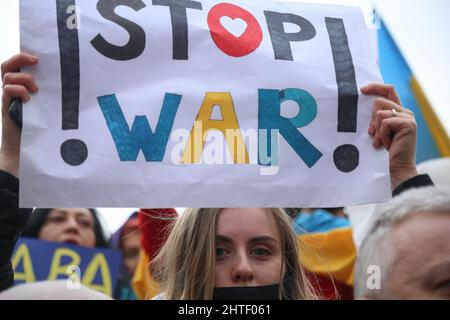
left=0, top=53, right=39, bottom=177
left=362, top=84, right=418, bottom=189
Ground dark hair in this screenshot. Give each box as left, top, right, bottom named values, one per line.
left=21, top=208, right=109, bottom=248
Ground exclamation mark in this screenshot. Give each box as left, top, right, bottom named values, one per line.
left=57, top=0, right=87, bottom=166
left=326, top=17, right=359, bottom=173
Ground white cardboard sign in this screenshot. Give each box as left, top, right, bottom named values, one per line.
left=19, top=0, right=390, bottom=207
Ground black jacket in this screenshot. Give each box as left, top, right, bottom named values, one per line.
left=0, top=170, right=434, bottom=293
left=0, top=171, right=31, bottom=292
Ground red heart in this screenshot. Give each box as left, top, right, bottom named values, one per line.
left=208, top=3, right=263, bottom=57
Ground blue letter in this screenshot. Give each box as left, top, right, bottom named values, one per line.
left=258, top=88, right=322, bottom=167
left=98, top=93, right=181, bottom=161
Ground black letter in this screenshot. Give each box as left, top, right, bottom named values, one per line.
left=264, top=11, right=316, bottom=61
left=91, top=0, right=147, bottom=61
left=153, top=0, right=202, bottom=60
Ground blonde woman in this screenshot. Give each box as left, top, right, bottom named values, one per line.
left=152, top=208, right=317, bottom=300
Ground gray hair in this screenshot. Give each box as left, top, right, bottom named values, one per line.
left=354, top=186, right=450, bottom=298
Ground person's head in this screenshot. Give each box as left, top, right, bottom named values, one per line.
left=355, top=187, right=450, bottom=299
left=110, top=212, right=141, bottom=275
left=21, top=208, right=108, bottom=248
left=153, top=208, right=316, bottom=300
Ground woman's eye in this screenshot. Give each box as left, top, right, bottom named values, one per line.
left=48, top=216, right=65, bottom=223
left=252, top=248, right=270, bottom=256
left=78, top=219, right=93, bottom=228
left=216, top=247, right=229, bottom=257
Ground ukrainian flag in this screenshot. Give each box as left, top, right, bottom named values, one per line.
left=378, top=19, right=450, bottom=161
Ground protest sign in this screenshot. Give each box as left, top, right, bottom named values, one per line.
left=12, top=237, right=122, bottom=297
left=19, top=0, right=390, bottom=207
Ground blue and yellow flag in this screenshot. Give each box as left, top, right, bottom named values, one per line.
left=378, top=20, right=450, bottom=161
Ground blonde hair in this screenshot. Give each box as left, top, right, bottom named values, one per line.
left=152, top=208, right=318, bottom=300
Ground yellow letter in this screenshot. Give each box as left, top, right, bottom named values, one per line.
left=48, top=248, right=81, bottom=280
left=82, top=253, right=112, bottom=296
left=182, top=93, right=249, bottom=164
left=12, top=243, right=36, bottom=282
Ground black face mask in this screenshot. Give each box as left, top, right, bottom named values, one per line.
left=213, top=284, right=280, bottom=300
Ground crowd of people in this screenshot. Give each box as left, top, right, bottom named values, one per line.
left=1, top=53, right=449, bottom=300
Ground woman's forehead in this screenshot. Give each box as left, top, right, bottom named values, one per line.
left=51, top=208, right=93, bottom=217
left=216, top=208, right=280, bottom=240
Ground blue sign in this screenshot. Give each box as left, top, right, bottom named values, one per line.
left=12, top=237, right=122, bottom=297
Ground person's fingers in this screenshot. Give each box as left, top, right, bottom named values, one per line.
left=1, top=84, right=30, bottom=113
left=361, top=83, right=401, bottom=105
left=368, top=97, right=415, bottom=133
left=372, top=110, right=392, bottom=145
left=1, top=53, right=38, bottom=79
left=372, top=110, right=412, bottom=148
left=373, top=96, right=403, bottom=113
left=369, top=97, right=403, bottom=135
left=379, top=119, right=393, bottom=150
left=373, top=131, right=381, bottom=148
left=2, top=72, right=38, bottom=93
left=379, top=117, right=417, bottom=150
left=374, top=109, right=412, bottom=133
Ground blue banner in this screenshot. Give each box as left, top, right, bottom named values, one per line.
left=12, top=237, right=122, bottom=297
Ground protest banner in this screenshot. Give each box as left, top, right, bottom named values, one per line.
left=12, top=237, right=122, bottom=297
left=18, top=0, right=390, bottom=207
